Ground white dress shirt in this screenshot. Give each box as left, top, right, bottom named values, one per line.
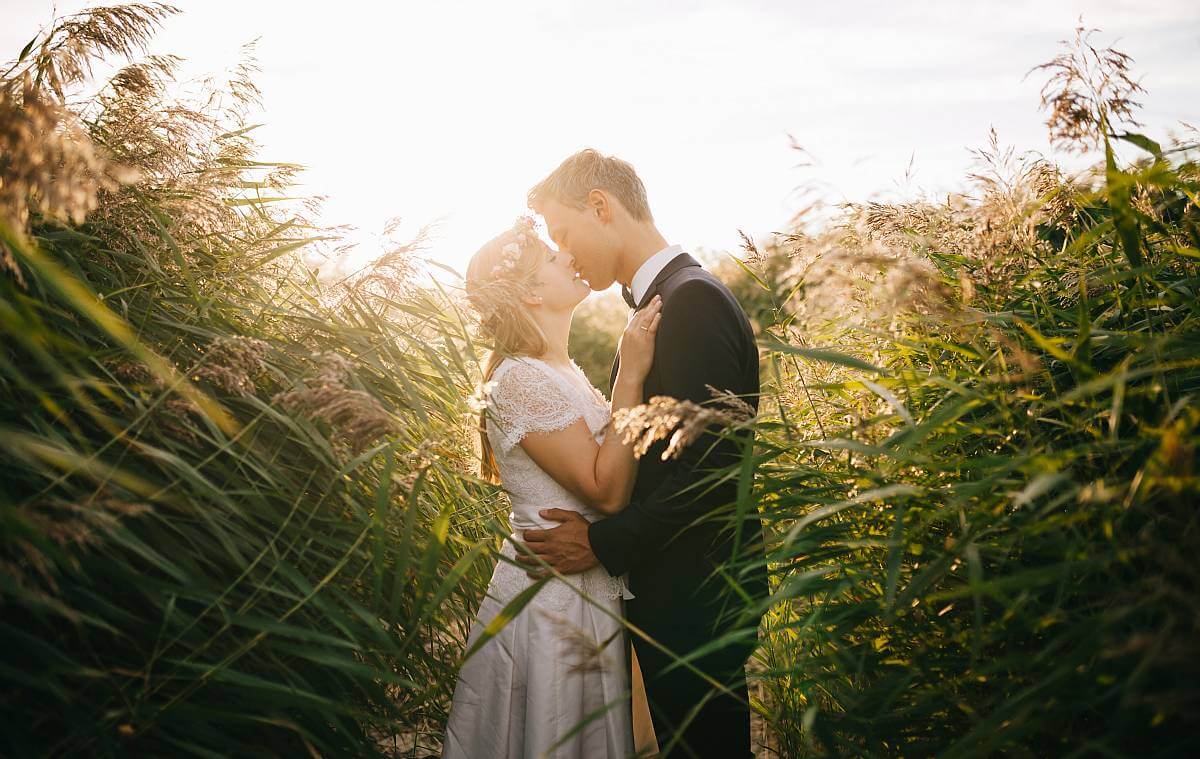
left=629, top=244, right=683, bottom=305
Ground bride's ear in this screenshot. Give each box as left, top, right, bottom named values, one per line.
left=587, top=189, right=610, bottom=223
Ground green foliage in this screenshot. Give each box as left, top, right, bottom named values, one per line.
left=1, top=8, right=501, bottom=755
left=568, top=290, right=625, bottom=391
left=736, top=112, right=1200, bottom=758
left=708, top=238, right=802, bottom=337
left=4, top=8, right=1198, bottom=758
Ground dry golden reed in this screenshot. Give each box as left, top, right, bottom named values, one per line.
left=781, top=127, right=1090, bottom=334
left=536, top=607, right=620, bottom=675
left=1031, top=22, right=1145, bottom=153
left=272, top=352, right=398, bottom=456
left=2, top=490, right=151, bottom=596
left=774, top=26, right=1145, bottom=335
left=0, top=4, right=178, bottom=286
left=193, top=335, right=269, bottom=396
left=336, top=217, right=431, bottom=303
left=613, top=384, right=755, bottom=462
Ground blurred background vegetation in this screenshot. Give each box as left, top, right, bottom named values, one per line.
left=2, top=5, right=1197, bottom=757
left=567, top=290, right=625, bottom=390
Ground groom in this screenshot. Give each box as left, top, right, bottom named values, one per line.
left=518, top=149, right=768, bottom=758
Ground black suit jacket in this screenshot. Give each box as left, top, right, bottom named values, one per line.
left=588, top=252, right=767, bottom=638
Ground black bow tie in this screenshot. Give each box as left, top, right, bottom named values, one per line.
left=620, top=284, right=637, bottom=309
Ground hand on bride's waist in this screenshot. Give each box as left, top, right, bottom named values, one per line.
left=510, top=503, right=603, bottom=531
left=512, top=507, right=601, bottom=579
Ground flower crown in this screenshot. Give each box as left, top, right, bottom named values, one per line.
left=466, top=215, right=542, bottom=326
left=490, top=215, right=537, bottom=276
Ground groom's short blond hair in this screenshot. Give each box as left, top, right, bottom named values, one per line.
left=527, top=148, right=653, bottom=222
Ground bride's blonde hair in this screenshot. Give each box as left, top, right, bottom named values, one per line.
left=465, top=216, right=550, bottom=483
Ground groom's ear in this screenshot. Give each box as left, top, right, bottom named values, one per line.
left=586, top=189, right=611, bottom=223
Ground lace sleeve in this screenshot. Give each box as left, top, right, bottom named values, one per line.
left=487, top=360, right=583, bottom=455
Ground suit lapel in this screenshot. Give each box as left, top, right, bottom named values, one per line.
left=609, top=252, right=703, bottom=392
left=634, top=252, right=702, bottom=309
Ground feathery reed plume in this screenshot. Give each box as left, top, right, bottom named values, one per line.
left=0, top=87, right=136, bottom=286
left=272, top=352, right=398, bottom=456
left=1, top=4, right=179, bottom=98
left=338, top=218, right=432, bottom=302
left=112, top=359, right=158, bottom=386
left=986, top=327, right=1045, bottom=385
left=536, top=607, right=619, bottom=675
left=158, top=396, right=203, bottom=443
left=0, top=4, right=175, bottom=285
left=193, top=335, right=269, bottom=396
left=2, top=490, right=151, bottom=595
left=1027, top=159, right=1079, bottom=228
left=612, top=386, right=755, bottom=461
left=704, top=383, right=757, bottom=419
left=790, top=126, right=1082, bottom=331
left=1030, top=22, right=1144, bottom=153
left=738, top=228, right=765, bottom=268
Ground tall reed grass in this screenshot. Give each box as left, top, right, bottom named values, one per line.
left=733, top=26, right=1199, bottom=756
left=1, top=5, right=503, bottom=755
left=2, top=6, right=1196, bottom=757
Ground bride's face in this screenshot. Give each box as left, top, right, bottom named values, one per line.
left=528, top=241, right=589, bottom=312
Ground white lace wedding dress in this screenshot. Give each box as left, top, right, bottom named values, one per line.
left=442, top=356, right=636, bottom=759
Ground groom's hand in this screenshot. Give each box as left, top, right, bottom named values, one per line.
left=518, top=509, right=599, bottom=578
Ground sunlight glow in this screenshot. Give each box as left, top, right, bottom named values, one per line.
left=5, top=0, right=1199, bottom=284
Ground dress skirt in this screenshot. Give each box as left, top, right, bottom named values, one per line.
left=443, top=537, right=635, bottom=759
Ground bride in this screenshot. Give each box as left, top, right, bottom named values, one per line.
left=442, top=216, right=662, bottom=758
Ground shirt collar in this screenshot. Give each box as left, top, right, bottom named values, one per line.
left=630, top=244, right=683, bottom=304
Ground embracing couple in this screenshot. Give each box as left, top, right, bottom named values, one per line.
left=443, top=149, right=768, bottom=758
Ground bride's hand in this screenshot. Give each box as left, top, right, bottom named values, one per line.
left=617, top=294, right=662, bottom=381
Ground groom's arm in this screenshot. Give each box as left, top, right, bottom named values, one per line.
left=587, top=278, right=748, bottom=577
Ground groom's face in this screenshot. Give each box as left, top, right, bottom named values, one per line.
left=538, top=198, right=618, bottom=292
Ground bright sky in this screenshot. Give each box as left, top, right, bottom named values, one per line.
left=5, top=1, right=1199, bottom=283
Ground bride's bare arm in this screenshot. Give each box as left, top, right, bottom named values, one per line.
left=519, top=295, right=661, bottom=515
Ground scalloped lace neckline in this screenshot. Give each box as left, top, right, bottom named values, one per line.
left=511, top=356, right=595, bottom=402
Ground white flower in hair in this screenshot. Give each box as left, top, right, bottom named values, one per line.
left=481, top=214, right=541, bottom=280
left=489, top=242, right=523, bottom=276
left=510, top=216, right=538, bottom=251
left=490, top=240, right=523, bottom=276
